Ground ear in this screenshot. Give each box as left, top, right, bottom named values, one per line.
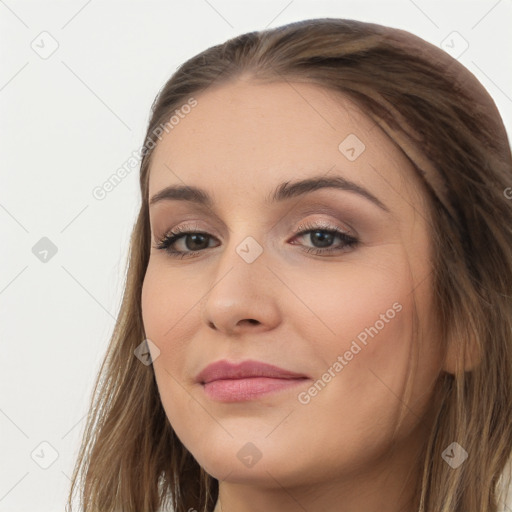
left=442, top=327, right=483, bottom=375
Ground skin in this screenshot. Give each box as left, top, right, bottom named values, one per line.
left=141, top=78, right=447, bottom=512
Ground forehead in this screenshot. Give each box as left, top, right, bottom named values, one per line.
left=147, top=80, right=426, bottom=210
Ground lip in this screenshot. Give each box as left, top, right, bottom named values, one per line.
left=196, top=359, right=310, bottom=402
left=196, top=359, right=309, bottom=384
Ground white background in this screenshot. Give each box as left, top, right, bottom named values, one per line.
left=1, top=1, right=511, bottom=510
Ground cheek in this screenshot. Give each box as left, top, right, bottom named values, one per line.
left=141, top=261, right=195, bottom=342
left=288, top=256, right=411, bottom=359
left=291, top=255, right=432, bottom=417
left=141, top=262, right=202, bottom=411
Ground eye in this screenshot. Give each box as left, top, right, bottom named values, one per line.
left=154, top=223, right=218, bottom=259
left=154, top=221, right=359, bottom=259
left=290, top=220, right=358, bottom=256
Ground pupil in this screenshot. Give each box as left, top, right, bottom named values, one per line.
left=187, top=234, right=208, bottom=250
left=312, top=231, right=333, bottom=248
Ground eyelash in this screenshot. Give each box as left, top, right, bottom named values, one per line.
left=154, top=221, right=359, bottom=259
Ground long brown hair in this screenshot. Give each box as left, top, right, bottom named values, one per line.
left=66, top=18, right=512, bottom=512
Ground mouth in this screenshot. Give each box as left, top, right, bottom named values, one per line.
left=195, top=359, right=311, bottom=403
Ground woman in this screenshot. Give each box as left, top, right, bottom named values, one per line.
left=66, top=18, right=512, bottom=512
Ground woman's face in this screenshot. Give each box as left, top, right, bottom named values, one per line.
left=141, top=80, right=443, bottom=499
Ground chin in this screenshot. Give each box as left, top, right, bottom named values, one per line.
left=189, top=437, right=312, bottom=489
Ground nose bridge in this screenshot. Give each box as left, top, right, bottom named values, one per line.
left=218, top=210, right=269, bottom=268
left=213, top=227, right=268, bottom=297
left=200, top=222, right=281, bottom=332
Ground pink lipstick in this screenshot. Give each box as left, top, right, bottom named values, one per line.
left=195, top=359, right=310, bottom=402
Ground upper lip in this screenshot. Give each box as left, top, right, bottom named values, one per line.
left=195, top=359, right=309, bottom=384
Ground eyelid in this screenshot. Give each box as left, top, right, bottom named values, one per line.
left=157, top=204, right=360, bottom=238
left=286, top=203, right=358, bottom=227
left=153, top=199, right=360, bottom=234
left=154, top=220, right=209, bottom=242
left=292, top=218, right=354, bottom=236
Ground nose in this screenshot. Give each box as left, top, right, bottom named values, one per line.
left=200, top=236, right=282, bottom=336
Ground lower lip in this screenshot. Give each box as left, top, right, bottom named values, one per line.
left=202, top=377, right=309, bottom=402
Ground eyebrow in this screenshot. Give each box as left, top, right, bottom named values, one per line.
left=149, top=174, right=390, bottom=212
